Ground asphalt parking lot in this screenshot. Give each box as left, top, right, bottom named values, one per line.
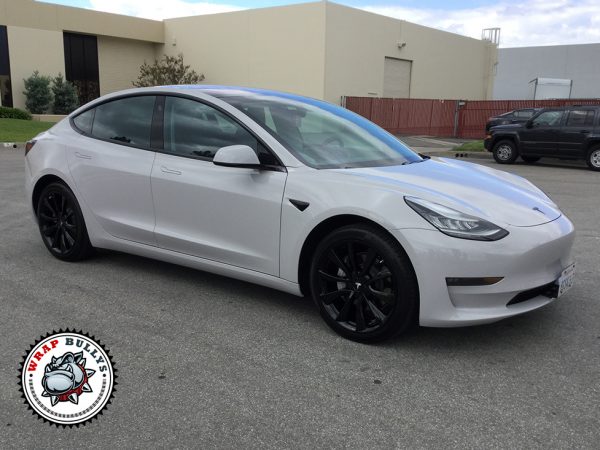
left=1, top=149, right=599, bottom=448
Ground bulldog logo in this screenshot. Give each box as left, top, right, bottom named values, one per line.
left=42, top=351, right=95, bottom=406
left=19, top=330, right=116, bottom=427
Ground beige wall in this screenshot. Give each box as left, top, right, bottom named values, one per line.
left=0, top=0, right=163, bottom=43
left=6, top=26, right=65, bottom=110
left=98, top=36, right=158, bottom=95
left=162, top=2, right=327, bottom=99
left=324, top=3, right=497, bottom=103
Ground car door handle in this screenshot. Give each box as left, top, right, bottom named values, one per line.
left=75, top=152, right=92, bottom=159
left=160, top=166, right=182, bottom=175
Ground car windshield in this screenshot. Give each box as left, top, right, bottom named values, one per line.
left=211, top=90, right=422, bottom=169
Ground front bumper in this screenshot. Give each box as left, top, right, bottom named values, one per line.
left=484, top=136, right=493, bottom=151
left=391, top=215, right=575, bottom=327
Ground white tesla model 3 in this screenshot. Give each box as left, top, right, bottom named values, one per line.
left=25, top=86, right=575, bottom=341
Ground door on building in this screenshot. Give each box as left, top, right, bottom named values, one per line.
left=0, top=25, right=13, bottom=107
left=383, top=57, right=412, bottom=98
left=63, top=32, right=100, bottom=105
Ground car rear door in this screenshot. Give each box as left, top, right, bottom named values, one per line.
left=66, top=95, right=158, bottom=246
left=150, top=95, right=287, bottom=276
left=519, top=110, right=563, bottom=155
left=557, top=108, right=596, bottom=158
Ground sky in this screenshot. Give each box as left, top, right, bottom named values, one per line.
left=37, top=0, right=600, bottom=48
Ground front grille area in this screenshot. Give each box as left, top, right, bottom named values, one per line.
left=507, top=281, right=558, bottom=306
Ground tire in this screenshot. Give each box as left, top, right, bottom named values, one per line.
left=493, top=140, right=518, bottom=164
left=309, top=224, right=419, bottom=343
left=586, top=146, right=600, bottom=171
left=521, top=155, right=541, bottom=164
left=36, top=182, right=93, bottom=261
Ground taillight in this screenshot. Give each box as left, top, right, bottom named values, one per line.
left=25, top=140, right=36, bottom=156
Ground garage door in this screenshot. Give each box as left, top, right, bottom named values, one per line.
left=383, top=57, right=412, bottom=98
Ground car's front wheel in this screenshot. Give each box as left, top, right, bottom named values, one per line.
left=309, top=224, right=419, bottom=342
left=493, top=140, right=518, bottom=164
left=36, top=182, right=93, bottom=261
left=587, top=146, right=600, bottom=171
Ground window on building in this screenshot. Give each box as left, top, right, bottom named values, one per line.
left=64, top=32, right=100, bottom=105
left=566, top=110, right=595, bottom=127
left=91, top=96, right=156, bottom=147
left=0, top=25, right=13, bottom=108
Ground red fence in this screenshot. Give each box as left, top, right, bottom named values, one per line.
left=343, top=97, right=600, bottom=139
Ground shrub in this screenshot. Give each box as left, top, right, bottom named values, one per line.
left=52, top=73, right=79, bottom=114
left=133, top=53, right=204, bottom=87
left=23, top=71, right=53, bottom=114
left=0, top=106, right=32, bottom=120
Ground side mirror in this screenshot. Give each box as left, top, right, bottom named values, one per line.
left=525, top=120, right=534, bottom=129
left=213, top=145, right=261, bottom=168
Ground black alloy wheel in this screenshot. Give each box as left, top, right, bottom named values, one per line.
left=310, top=224, right=418, bottom=342
left=36, top=182, right=93, bottom=261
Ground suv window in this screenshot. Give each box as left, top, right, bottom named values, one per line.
left=163, top=96, right=278, bottom=164
left=566, top=109, right=595, bottom=127
left=514, top=110, right=535, bottom=118
left=91, top=96, right=156, bottom=147
left=532, top=111, right=563, bottom=127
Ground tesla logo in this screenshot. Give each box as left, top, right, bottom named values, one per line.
left=532, top=206, right=546, bottom=215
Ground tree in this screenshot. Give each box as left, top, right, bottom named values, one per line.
left=23, top=71, right=53, bottom=114
left=132, top=54, right=205, bottom=87
left=52, top=73, right=79, bottom=114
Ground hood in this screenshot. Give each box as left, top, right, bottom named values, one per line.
left=490, top=123, right=524, bottom=132
left=336, top=157, right=561, bottom=227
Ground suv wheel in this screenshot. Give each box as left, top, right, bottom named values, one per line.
left=493, top=140, right=518, bottom=164
left=587, top=146, right=600, bottom=171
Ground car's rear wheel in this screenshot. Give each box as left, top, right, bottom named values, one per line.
left=587, top=146, right=600, bottom=171
left=493, top=140, right=518, bottom=164
left=36, top=182, right=93, bottom=261
left=309, top=224, right=419, bottom=342
left=521, top=155, right=541, bottom=164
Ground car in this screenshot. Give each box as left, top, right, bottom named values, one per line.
left=25, top=86, right=576, bottom=342
left=485, top=108, right=542, bottom=132
left=484, top=106, right=600, bottom=170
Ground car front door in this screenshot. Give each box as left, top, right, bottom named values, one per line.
left=519, top=110, right=563, bottom=156
left=66, top=95, right=158, bottom=246
left=557, top=108, right=596, bottom=158
left=150, top=95, right=287, bottom=276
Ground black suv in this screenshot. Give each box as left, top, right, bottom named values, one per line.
left=485, top=108, right=541, bottom=132
left=484, top=106, right=600, bottom=171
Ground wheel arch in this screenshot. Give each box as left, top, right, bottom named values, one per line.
left=297, top=214, right=414, bottom=297
left=32, top=174, right=70, bottom=214
left=492, top=134, right=518, bottom=149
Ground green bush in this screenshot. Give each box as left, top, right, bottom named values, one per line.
left=0, top=106, right=32, bottom=120
left=23, top=71, right=53, bottom=114
left=52, top=73, right=79, bottom=114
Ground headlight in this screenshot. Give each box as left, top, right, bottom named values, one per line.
left=404, top=197, right=509, bottom=241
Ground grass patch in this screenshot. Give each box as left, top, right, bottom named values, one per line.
left=454, top=140, right=485, bottom=152
left=0, top=118, right=56, bottom=142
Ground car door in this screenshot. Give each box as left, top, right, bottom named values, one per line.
left=519, top=110, right=563, bottom=156
left=150, top=95, right=287, bottom=276
left=66, top=95, right=158, bottom=246
left=557, top=108, right=596, bottom=158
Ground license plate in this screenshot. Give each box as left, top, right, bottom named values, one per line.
left=556, top=263, right=575, bottom=298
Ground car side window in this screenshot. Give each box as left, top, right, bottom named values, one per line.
left=163, top=96, right=278, bottom=165
left=566, top=110, right=595, bottom=127
left=72, top=109, right=94, bottom=134
left=91, top=96, right=156, bottom=147
left=515, top=110, right=534, bottom=119
left=532, top=111, right=563, bottom=127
